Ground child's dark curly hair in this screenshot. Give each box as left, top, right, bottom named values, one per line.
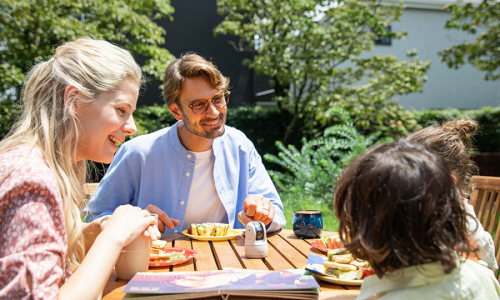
left=334, top=141, right=473, bottom=278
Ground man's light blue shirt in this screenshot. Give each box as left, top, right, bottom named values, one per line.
left=83, top=122, right=286, bottom=233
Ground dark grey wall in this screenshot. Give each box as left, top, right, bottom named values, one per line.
left=137, top=0, right=256, bottom=107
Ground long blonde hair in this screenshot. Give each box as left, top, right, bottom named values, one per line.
left=0, top=38, right=142, bottom=267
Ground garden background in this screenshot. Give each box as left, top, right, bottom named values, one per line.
left=2, top=0, right=500, bottom=231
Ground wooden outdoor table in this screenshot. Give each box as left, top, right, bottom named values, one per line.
left=102, top=229, right=363, bottom=300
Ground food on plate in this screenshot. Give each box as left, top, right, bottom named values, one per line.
left=319, top=235, right=344, bottom=250
left=323, top=248, right=374, bottom=280
left=187, top=223, right=230, bottom=237
left=152, top=240, right=167, bottom=249
left=149, top=240, right=185, bottom=261
left=324, top=261, right=358, bottom=272
left=351, top=259, right=369, bottom=268
left=327, top=248, right=346, bottom=260
left=330, top=253, right=353, bottom=264
left=150, top=250, right=185, bottom=261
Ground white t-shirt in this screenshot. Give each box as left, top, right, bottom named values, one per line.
left=183, top=149, right=227, bottom=230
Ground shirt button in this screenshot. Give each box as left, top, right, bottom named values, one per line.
left=174, top=230, right=178, bottom=233
left=180, top=201, right=185, bottom=206
left=187, top=154, right=192, bottom=159
left=185, top=172, right=190, bottom=177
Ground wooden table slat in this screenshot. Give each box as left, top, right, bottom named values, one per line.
left=211, top=240, right=245, bottom=269
left=277, top=230, right=326, bottom=258
left=262, top=239, right=296, bottom=271
left=191, top=239, right=219, bottom=271
left=232, top=237, right=270, bottom=270
left=267, top=235, right=309, bottom=269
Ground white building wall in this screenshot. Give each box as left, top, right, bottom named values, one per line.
left=373, top=1, right=500, bottom=110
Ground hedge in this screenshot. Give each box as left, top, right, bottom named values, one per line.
left=414, top=107, right=500, bottom=153
left=1, top=100, right=500, bottom=155
left=131, top=104, right=287, bottom=159
left=132, top=105, right=500, bottom=155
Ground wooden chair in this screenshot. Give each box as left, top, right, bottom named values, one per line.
left=83, top=182, right=99, bottom=201
left=469, top=176, right=500, bottom=280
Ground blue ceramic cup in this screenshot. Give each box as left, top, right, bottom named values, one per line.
left=292, top=210, right=323, bottom=239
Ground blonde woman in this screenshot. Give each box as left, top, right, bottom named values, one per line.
left=0, top=38, right=160, bottom=299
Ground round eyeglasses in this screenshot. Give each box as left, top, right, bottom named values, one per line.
left=179, top=91, right=230, bottom=115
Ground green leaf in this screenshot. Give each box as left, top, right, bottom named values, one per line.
left=0, top=0, right=175, bottom=97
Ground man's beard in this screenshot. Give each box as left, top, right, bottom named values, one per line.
left=183, top=112, right=226, bottom=140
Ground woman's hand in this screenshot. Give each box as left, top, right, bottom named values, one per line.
left=101, top=205, right=160, bottom=247
left=62, top=206, right=159, bottom=300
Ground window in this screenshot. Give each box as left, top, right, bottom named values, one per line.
left=374, top=25, right=392, bottom=46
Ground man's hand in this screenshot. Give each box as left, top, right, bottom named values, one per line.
left=145, top=204, right=180, bottom=233
left=238, top=195, right=275, bottom=226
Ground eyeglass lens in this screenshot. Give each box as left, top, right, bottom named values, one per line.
left=192, top=92, right=229, bottom=114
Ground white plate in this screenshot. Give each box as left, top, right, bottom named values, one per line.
left=306, top=253, right=364, bottom=286
left=312, top=273, right=363, bottom=286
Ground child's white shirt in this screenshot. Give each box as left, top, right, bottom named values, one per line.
left=463, top=199, right=498, bottom=270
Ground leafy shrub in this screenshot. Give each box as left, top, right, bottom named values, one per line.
left=341, top=98, right=422, bottom=141
left=470, top=107, right=500, bottom=153
left=129, top=104, right=287, bottom=158
left=264, top=108, right=391, bottom=230
left=414, top=106, right=500, bottom=153
left=226, top=106, right=287, bottom=159
left=1, top=99, right=500, bottom=155
left=0, top=99, right=22, bottom=139
left=130, top=104, right=175, bottom=139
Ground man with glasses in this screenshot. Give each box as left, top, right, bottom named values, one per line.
left=84, top=54, right=285, bottom=234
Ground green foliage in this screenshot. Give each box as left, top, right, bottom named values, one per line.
left=127, top=105, right=288, bottom=157
left=2, top=99, right=500, bottom=156
left=225, top=106, right=287, bottom=159
left=318, top=92, right=423, bottom=142
left=264, top=108, right=389, bottom=220
left=0, top=0, right=175, bottom=97
left=440, top=0, right=500, bottom=80
left=215, top=0, right=429, bottom=145
left=126, top=104, right=287, bottom=158
left=130, top=104, right=176, bottom=139
left=414, top=106, right=500, bottom=153
left=0, top=99, right=22, bottom=139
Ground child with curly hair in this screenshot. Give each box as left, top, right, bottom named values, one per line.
left=334, top=141, right=500, bottom=299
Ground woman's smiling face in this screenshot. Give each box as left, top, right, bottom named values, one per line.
left=76, top=78, right=139, bottom=163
